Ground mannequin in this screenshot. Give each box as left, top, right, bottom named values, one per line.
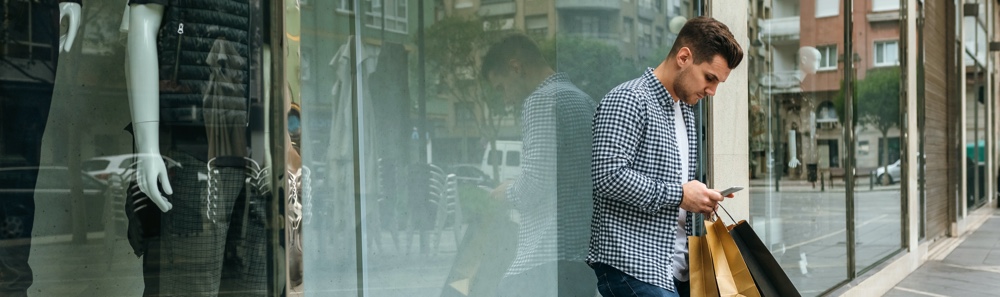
left=799, top=46, right=821, bottom=76
left=61, top=2, right=173, bottom=211
left=127, top=3, right=174, bottom=212
left=64, top=2, right=265, bottom=296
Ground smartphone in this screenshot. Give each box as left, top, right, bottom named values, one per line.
left=719, top=186, right=744, bottom=196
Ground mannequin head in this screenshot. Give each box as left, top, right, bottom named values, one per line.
left=799, top=46, right=822, bottom=74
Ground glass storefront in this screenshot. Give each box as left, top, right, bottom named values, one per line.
left=748, top=0, right=904, bottom=295
left=1, top=0, right=994, bottom=296
left=1, top=0, right=274, bottom=296
left=294, top=0, right=696, bottom=295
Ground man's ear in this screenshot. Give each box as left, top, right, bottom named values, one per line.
left=507, top=58, right=523, bottom=75
left=675, top=47, right=692, bottom=67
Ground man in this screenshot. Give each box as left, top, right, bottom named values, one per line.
left=588, top=16, right=743, bottom=297
left=482, top=34, right=598, bottom=296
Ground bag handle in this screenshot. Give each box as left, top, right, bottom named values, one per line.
left=714, top=203, right=737, bottom=225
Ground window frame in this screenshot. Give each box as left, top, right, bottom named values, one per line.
left=817, top=45, right=838, bottom=71
left=874, top=40, right=900, bottom=67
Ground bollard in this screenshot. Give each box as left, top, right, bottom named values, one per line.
left=821, top=172, right=825, bottom=192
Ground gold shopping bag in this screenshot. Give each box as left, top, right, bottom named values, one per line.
left=689, top=233, right=720, bottom=297
left=705, top=216, right=761, bottom=297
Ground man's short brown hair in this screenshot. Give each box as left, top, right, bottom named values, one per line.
left=667, top=16, right=743, bottom=69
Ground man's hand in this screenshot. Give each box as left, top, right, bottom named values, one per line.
left=490, top=180, right=512, bottom=201
left=680, top=180, right=725, bottom=214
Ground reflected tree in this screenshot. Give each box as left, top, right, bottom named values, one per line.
left=423, top=16, right=508, bottom=180
left=833, top=67, right=901, bottom=182
left=856, top=67, right=901, bottom=181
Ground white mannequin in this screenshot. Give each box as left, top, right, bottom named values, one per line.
left=62, top=3, right=174, bottom=212
left=58, top=3, right=81, bottom=53
left=125, top=4, right=173, bottom=212
left=799, top=46, right=821, bottom=75
left=787, top=129, right=800, bottom=168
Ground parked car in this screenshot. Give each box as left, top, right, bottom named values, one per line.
left=83, top=154, right=182, bottom=184
left=0, top=166, right=107, bottom=236
left=449, top=164, right=498, bottom=188
left=871, top=159, right=901, bottom=185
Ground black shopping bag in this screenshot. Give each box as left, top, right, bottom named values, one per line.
left=729, top=221, right=801, bottom=297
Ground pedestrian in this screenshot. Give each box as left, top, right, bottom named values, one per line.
left=588, top=16, right=744, bottom=297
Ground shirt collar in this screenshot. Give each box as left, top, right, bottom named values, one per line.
left=536, top=72, right=570, bottom=91
left=642, top=68, right=677, bottom=108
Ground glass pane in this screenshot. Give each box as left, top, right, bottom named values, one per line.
left=852, top=0, right=903, bottom=274
left=0, top=1, right=275, bottom=296
left=749, top=0, right=849, bottom=294
left=965, top=66, right=987, bottom=209
left=298, top=0, right=694, bottom=295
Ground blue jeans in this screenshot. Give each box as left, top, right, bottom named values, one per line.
left=592, top=262, right=689, bottom=297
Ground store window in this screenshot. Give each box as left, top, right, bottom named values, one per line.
left=295, top=0, right=696, bottom=295
left=0, top=1, right=275, bottom=296
left=749, top=0, right=904, bottom=294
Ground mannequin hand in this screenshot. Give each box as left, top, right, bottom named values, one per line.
left=136, top=153, right=174, bottom=212
left=58, top=3, right=81, bottom=53
left=788, top=157, right=801, bottom=168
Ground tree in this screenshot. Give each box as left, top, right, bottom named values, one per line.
left=832, top=67, right=901, bottom=184
left=536, top=36, right=647, bottom=101
left=856, top=67, right=901, bottom=183
left=423, top=16, right=508, bottom=179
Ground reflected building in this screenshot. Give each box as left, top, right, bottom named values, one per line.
left=750, top=0, right=903, bottom=182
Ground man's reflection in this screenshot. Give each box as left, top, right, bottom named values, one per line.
left=482, top=34, right=598, bottom=297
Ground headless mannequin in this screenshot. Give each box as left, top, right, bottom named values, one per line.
left=60, top=3, right=173, bottom=212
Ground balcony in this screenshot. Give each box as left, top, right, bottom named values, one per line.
left=758, top=70, right=803, bottom=93
left=757, top=16, right=800, bottom=42
left=556, top=0, right=620, bottom=11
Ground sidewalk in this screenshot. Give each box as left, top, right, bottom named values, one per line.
left=884, top=208, right=1000, bottom=296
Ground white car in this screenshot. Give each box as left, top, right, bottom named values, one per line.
left=871, top=159, right=901, bottom=185
left=82, top=154, right=182, bottom=184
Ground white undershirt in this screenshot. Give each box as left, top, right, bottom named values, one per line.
left=672, top=99, right=690, bottom=282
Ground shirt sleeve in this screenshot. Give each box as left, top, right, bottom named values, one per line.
left=591, top=87, right=683, bottom=214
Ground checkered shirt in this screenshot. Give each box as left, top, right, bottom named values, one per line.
left=505, top=73, right=597, bottom=276
left=587, top=68, right=698, bottom=292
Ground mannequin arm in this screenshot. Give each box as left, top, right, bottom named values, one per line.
left=127, top=4, right=173, bottom=212
left=58, top=2, right=81, bottom=52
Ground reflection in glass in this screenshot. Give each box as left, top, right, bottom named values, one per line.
left=748, top=0, right=851, bottom=294
left=2, top=0, right=273, bottom=296
left=299, top=0, right=691, bottom=296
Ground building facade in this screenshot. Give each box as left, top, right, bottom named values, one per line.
left=0, top=0, right=997, bottom=296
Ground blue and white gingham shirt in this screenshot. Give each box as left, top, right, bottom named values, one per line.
left=588, top=68, right=698, bottom=292
left=505, top=72, right=597, bottom=276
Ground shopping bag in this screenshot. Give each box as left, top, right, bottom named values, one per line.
left=729, top=220, right=801, bottom=297
left=706, top=216, right=761, bottom=297
left=689, top=234, right=721, bottom=297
